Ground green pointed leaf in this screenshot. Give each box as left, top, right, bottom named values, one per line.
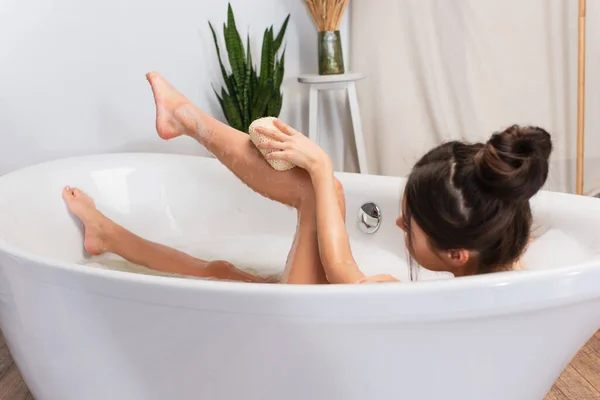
left=247, top=34, right=256, bottom=106
left=208, top=22, right=225, bottom=74
left=273, top=49, right=285, bottom=90
left=259, top=28, right=274, bottom=87
left=246, top=33, right=253, bottom=75
left=226, top=74, right=241, bottom=110
left=209, top=22, right=238, bottom=104
left=213, top=86, right=228, bottom=123
left=222, top=22, right=245, bottom=117
left=267, top=91, right=283, bottom=117
left=251, top=82, right=273, bottom=121
left=268, top=27, right=276, bottom=79
left=210, top=4, right=287, bottom=133
left=273, top=14, right=290, bottom=53
left=225, top=5, right=246, bottom=91
left=213, top=86, right=224, bottom=106
left=209, top=21, right=241, bottom=114
left=250, top=65, right=259, bottom=105
left=241, top=33, right=252, bottom=128
left=222, top=88, right=243, bottom=131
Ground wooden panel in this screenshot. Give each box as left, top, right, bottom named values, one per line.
left=0, top=364, right=31, bottom=400
left=550, top=364, right=600, bottom=399
left=570, top=336, right=600, bottom=391
left=0, top=340, right=14, bottom=381
left=546, top=386, right=571, bottom=400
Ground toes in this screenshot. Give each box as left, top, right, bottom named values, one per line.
left=63, top=186, right=74, bottom=199
left=146, top=71, right=162, bottom=86
left=62, top=186, right=86, bottom=200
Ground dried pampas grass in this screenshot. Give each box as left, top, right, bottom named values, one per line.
left=305, top=0, right=350, bottom=31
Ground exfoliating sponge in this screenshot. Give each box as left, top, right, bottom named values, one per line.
left=249, top=117, right=296, bottom=171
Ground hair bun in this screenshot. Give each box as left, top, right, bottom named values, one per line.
left=474, top=125, right=552, bottom=202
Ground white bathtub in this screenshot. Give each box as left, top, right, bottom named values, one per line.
left=0, top=153, right=600, bottom=400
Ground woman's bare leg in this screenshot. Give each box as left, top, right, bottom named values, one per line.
left=64, top=73, right=349, bottom=285
left=63, top=183, right=345, bottom=285
left=144, top=72, right=351, bottom=284
left=281, top=205, right=326, bottom=284
left=146, top=72, right=313, bottom=208
left=62, top=187, right=268, bottom=283
left=281, top=181, right=346, bottom=284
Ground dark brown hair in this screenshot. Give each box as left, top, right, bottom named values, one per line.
left=403, top=125, right=552, bottom=275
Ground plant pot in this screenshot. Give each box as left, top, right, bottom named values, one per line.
left=318, top=30, right=345, bottom=75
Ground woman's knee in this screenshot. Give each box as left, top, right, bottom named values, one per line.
left=334, top=178, right=344, bottom=199
left=207, top=260, right=235, bottom=269
left=206, top=260, right=236, bottom=276
left=334, top=178, right=346, bottom=215
left=206, top=260, right=269, bottom=283
left=293, top=171, right=345, bottom=210
left=286, top=170, right=312, bottom=208
left=296, top=176, right=345, bottom=208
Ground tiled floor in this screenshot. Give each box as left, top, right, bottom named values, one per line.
left=0, top=331, right=598, bottom=399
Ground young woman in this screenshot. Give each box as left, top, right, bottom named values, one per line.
left=63, top=72, right=552, bottom=284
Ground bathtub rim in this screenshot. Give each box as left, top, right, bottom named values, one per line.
left=0, top=232, right=599, bottom=292
left=1, top=153, right=600, bottom=316
left=1, top=236, right=600, bottom=323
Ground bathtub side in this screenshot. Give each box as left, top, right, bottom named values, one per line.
left=1, top=253, right=600, bottom=400
left=2, top=154, right=600, bottom=400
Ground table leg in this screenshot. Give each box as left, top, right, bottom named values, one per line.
left=309, top=85, right=319, bottom=144
left=348, top=82, right=369, bottom=174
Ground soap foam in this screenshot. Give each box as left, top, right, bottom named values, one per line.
left=522, top=228, right=596, bottom=270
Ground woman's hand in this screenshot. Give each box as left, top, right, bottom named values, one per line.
left=255, top=119, right=331, bottom=174
left=357, top=274, right=400, bottom=284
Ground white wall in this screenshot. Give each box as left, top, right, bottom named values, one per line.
left=0, top=0, right=354, bottom=175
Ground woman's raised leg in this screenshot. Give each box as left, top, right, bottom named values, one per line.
left=145, top=72, right=353, bottom=284
left=65, top=73, right=350, bottom=285
left=63, top=183, right=346, bottom=285
left=146, top=72, right=313, bottom=208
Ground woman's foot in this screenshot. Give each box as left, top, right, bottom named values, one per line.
left=146, top=71, right=206, bottom=141
left=62, top=186, right=113, bottom=256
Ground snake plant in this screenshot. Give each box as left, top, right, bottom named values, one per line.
left=209, top=4, right=289, bottom=133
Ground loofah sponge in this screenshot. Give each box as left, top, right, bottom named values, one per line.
left=249, top=117, right=296, bottom=171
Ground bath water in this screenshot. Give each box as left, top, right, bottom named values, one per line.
left=522, top=228, right=597, bottom=270
left=80, top=233, right=451, bottom=282
left=80, top=229, right=595, bottom=282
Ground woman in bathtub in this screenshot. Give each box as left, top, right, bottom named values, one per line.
left=63, top=72, right=552, bottom=284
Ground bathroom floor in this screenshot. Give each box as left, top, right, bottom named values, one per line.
left=0, top=331, right=597, bottom=399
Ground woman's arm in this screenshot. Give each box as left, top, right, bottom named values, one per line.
left=256, top=120, right=401, bottom=284
left=304, top=159, right=399, bottom=284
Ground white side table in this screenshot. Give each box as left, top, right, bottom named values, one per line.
left=297, top=73, right=369, bottom=174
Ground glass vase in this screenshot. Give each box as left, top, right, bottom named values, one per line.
left=318, top=30, right=345, bottom=75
